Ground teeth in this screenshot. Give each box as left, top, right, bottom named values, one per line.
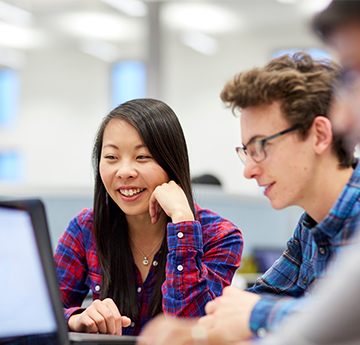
left=264, top=183, right=273, bottom=190
left=120, top=188, right=143, bottom=197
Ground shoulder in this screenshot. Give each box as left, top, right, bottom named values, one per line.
left=64, top=208, right=94, bottom=242
left=194, top=203, right=240, bottom=234
left=76, top=208, right=94, bottom=224
left=194, top=203, right=222, bottom=223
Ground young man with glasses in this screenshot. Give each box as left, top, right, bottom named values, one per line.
left=138, top=51, right=360, bottom=345
left=198, top=51, right=359, bottom=341
left=250, top=2, right=360, bottom=344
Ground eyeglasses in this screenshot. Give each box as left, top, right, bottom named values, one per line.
left=235, top=124, right=301, bottom=164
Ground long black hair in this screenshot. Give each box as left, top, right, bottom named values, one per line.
left=92, top=98, right=195, bottom=320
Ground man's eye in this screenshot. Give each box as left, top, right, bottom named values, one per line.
left=247, top=146, right=257, bottom=156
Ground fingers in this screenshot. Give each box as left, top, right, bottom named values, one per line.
left=197, top=314, right=215, bottom=329
left=69, top=298, right=130, bottom=335
left=204, top=299, right=217, bottom=315
left=121, top=316, right=132, bottom=328
left=102, top=298, right=123, bottom=335
left=139, top=315, right=195, bottom=345
left=149, top=181, right=194, bottom=224
left=149, top=191, right=162, bottom=224
left=138, top=315, right=166, bottom=345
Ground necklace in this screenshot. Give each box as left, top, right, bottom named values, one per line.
left=129, top=235, right=163, bottom=266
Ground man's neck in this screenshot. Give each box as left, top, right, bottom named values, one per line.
left=304, top=163, right=354, bottom=223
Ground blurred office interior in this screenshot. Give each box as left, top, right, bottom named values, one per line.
left=0, top=0, right=332, bottom=268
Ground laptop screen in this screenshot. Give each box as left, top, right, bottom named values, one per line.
left=0, top=206, right=58, bottom=341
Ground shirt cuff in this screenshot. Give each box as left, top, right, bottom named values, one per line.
left=250, top=298, right=275, bottom=336
left=64, top=307, right=85, bottom=324
left=250, top=296, right=302, bottom=336
left=167, top=221, right=203, bottom=251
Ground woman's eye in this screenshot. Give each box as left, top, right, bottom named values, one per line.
left=137, top=155, right=152, bottom=160
left=105, top=155, right=117, bottom=160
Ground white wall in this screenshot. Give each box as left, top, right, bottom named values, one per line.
left=0, top=1, right=331, bottom=253
left=0, top=2, right=329, bottom=200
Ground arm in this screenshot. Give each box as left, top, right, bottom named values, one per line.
left=245, top=214, right=312, bottom=335
left=54, top=209, right=93, bottom=322
left=149, top=181, right=243, bottom=318
left=259, top=232, right=360, bottom=345
left=54, top=209, right=131, bottom=334
left=162, top=205, right=243, bottom=317
left=199, top=214, right=312, bottom=341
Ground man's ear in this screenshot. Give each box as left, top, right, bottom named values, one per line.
left=312, top=116, right=333, bottom=155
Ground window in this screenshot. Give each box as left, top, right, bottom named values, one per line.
left=271, top=48, right=331, bottom=61
left=0, top=151, right=23, bottom=183
left=0, top=69, right=22, bottom=183
left=0, top=69, right=20, bottom=129
left=111, top=60, right=146, bottom=107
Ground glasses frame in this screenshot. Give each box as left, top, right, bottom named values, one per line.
left=235, top=124, right=301, bottom=164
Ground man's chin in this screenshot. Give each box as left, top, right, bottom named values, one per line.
left=269, top=199, right=288, bottom=211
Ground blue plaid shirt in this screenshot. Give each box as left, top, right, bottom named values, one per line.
left=247, top=160, right=360, bottom=336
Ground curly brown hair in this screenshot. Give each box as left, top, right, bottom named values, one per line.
left=221, top=52, right=355, bottom=167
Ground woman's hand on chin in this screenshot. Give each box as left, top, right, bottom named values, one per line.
left=149, top=180, right=194, bottom=224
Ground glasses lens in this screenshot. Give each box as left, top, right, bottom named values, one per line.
left=246, top=141, right=266, bottom=163
left=235, top=147, right=247, bottom=164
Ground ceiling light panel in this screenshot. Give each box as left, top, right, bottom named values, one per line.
left=56, top=12, right=143, bottom=41
left=162, top=3, right=241, bottom=34
left=180, top=31, right=219, bottom=56
left=0, top=22, right=43, bottom=49
left=298, top=0, right=333, bottom=15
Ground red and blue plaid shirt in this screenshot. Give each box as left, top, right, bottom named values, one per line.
left=54, top=203, right=243, bottom=335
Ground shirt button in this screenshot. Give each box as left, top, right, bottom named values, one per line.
left=94, top=285, right=101, bottom=292
left=177, top=232, right=184, bottom=239
left=137, top=287, right=142, bottom=293
left=153, top=260, right=158, bottom=266
left=318, top=247, right=326, bottom=255
left=257, top=327, right=267, bottom=337
left=177, top=265, right=184, bottom=271
left=130, top=322, right=135, bottom=328
left=302, top=276, right=309, bottom=285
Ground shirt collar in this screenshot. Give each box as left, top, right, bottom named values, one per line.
left=311, top=159, right=360, bottom=238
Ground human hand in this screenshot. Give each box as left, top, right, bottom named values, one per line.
left=138, top=315, right=195, bottom=345
left=68, top=298, right=131, bottom=335
left=139, top=314, right=254, bottom=345
left=199, top=286, right=261, bottom=342
left=149, top=180, right=194, bottom=224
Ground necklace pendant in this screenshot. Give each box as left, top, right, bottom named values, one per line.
left=143, top=258, right=149, bottom=266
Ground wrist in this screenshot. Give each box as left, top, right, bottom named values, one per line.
left=68, top=314, right=79, bottom=331
left=171, top=210, right=194, bottom=223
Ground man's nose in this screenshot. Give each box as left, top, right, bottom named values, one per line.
left=243, top=157, right=262, bottom=180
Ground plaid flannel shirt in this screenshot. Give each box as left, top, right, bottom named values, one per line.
left=54, top=203, right=243, bottom=335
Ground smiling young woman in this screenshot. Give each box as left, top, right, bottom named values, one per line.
left=53, top=98, right=243, bottom=336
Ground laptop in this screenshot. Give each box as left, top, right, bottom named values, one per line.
left=0, top=198, right=138, bottom=345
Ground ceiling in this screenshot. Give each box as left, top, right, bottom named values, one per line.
left=0, top=0, right=332, bottom=67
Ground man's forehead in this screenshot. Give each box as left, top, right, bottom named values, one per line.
left=240, top=102, right=292, bottom=141
left=240, top=103, right=287, bottom=127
